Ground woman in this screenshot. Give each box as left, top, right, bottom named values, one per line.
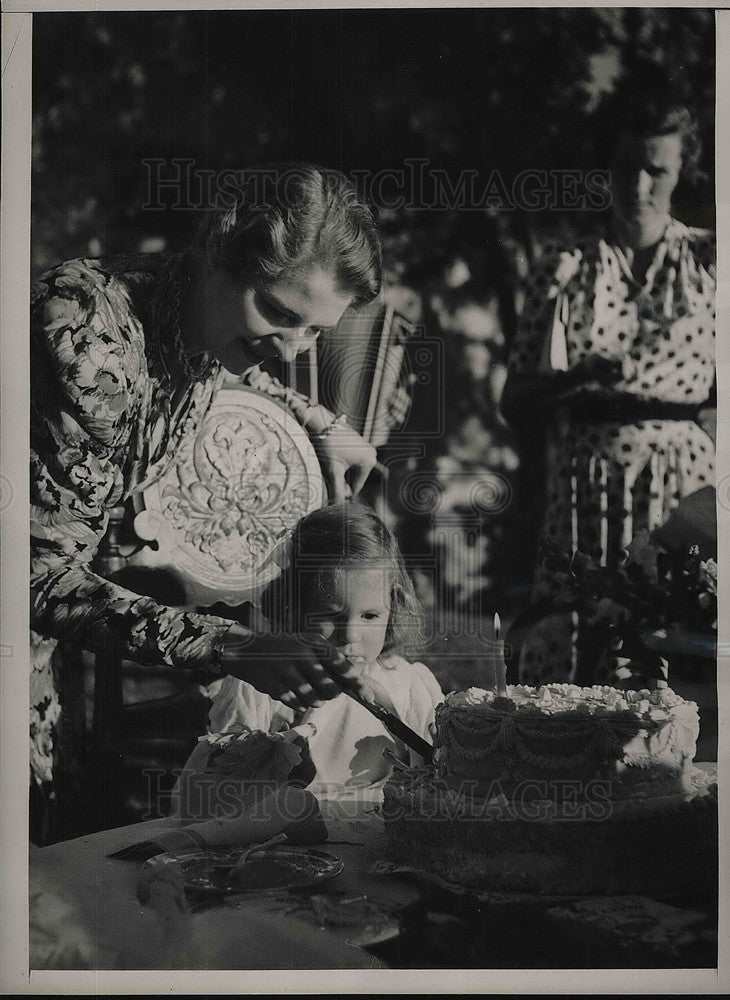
left=30, top=164, right=382, bottom=840
left=502, top=95, right=716, bottom=684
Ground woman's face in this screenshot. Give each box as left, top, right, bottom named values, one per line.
left=197, top=264, right=353, bottom=374
left=609, top=131, right=683, bottom=240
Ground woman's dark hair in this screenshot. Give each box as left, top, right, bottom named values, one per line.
left=263, top=500, right=425, bottom=656
left=197, top=163, right=382, bottom=304
left=594, top=78, right=704, bottom=184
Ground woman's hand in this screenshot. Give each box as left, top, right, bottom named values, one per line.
left=502, top=354, right=623, bottom=423
left=310, top=420, right=377, bottom=501
left=219, top=627, right=360, bottom=711
left=575, top=353, right=625, bottom=386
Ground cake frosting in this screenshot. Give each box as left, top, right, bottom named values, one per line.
left=382, top=682, right=716, bottom=896
left=434, top=683, right=699, bottom=801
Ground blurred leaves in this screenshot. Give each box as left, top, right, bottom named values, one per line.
left=535, top=533, right=718, bottom=640
left=32, top=8, right=714, bottom=272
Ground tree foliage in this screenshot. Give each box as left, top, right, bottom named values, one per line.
left=32, top=8, right=715, bottom=271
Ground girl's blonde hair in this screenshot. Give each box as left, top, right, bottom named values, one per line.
left=262, top=501, right=425, bottom=656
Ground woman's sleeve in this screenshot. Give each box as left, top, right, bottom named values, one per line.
left=507, top=245, right=564, bottom=378
left=401, top=661, right=444, bottom=743
left=30, top=268, right=237, bottom=671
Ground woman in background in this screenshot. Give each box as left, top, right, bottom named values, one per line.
left=502, top=92, right=715, bottom=684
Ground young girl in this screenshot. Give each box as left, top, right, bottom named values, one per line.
left=175, top=502, right=442, bottom=814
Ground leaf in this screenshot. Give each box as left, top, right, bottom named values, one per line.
left=208, top=730, right=305, bottom=784
left=624, top=528, right=662, bottom=583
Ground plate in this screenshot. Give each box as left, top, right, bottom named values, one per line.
left=143, top=846, right=344, bottom=895
left=294, top=893, right=402, bottom=948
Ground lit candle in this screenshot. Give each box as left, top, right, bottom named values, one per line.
left=493, top=613, right=508, bottom=697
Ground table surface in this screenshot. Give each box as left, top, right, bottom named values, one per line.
left=32, top=776, right=718, bottom=971
left=32, top=793, right=417, bottom=970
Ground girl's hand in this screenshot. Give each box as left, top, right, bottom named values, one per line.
left=219, top=627, right=360, bottom=712
left=310, top=420, right=377, bottom=501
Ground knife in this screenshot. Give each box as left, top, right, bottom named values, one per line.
left=318, top=645, right=434, bottom=764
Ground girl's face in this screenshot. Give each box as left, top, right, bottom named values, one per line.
left=301, top=567, right=391, bottom=667
left=196, top=263, right=353, bottom=374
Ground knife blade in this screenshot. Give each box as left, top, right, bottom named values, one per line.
left=318, top=645, right=434, bottom=764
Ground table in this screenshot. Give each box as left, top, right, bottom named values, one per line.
left=31, top=795, right=415, bottom=970
left=31, top=780, right=718, bottom=971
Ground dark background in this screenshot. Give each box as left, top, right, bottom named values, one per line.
left=32, top=8, right=715, bottom=269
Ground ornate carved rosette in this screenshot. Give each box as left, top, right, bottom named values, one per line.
left=133, top=388, right=324, bottom=606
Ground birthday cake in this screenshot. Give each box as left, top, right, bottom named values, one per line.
left=382, top=683, right=717, bottom=896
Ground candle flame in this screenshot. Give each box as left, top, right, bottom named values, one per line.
left=493, top=612, right=507, bottom=696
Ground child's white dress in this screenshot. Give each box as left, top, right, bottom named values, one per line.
left=176, top=653, right=443, bottom=807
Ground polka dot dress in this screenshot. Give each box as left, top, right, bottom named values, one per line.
left=509, top=220, right=716, bottom=685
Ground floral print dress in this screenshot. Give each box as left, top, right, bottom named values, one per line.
left=508, top=220, right=716, bottom=684
left=30, top=255, right=237, bottom=792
